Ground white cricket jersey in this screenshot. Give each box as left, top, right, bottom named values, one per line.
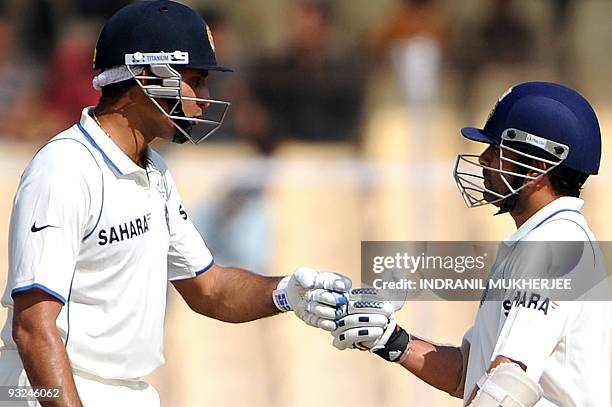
left=463, top=197, right=611, bottom=406
left=1, top=108, right=214, bottom=380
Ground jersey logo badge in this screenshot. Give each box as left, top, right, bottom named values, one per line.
left=156, top=180, right=168, bottom=201
left=31, top=223, right=58, bottom=233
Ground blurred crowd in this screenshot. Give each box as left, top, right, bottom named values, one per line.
left=0, top=0, right=589, bottom=148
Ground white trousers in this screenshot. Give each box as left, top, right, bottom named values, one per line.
left=0, top=348, right=160, bottom=406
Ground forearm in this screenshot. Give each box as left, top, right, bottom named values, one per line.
left=15, top=331, right=82, bottom=407
left=176, top=264, right=282, bottom=322
left=13, top=290, right=82, bottom=407
left=398, top=337, right=464, bottom=397
left=209, top=266, right=282, bottom=322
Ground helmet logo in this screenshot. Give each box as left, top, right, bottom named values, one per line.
left=486, top=86, right=513, bottom=123
left=499, top=86, right=513, bottom=102
left=206, top=24, right=216, bottom=52
left=524, top=133, right=547, bottom=149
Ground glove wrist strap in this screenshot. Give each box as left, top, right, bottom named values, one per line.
left=374, top=326, right=411, bottom=362
left=272, top=276, right=292, bottom=312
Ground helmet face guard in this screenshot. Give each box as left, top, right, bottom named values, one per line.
left=126, top=52, right=230, bottom=144
left=453, top=128, right=569, bottom=208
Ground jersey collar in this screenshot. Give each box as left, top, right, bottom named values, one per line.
left=78, top=107, right=147, bottom=176
left=503, top=196, right=585, bottom=245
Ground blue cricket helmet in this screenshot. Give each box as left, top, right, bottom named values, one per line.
left=92, top=0, right=233, bottom=144
left=94, top=0, right=231, bottom=73
left=461, top=81, right=601, bottom=175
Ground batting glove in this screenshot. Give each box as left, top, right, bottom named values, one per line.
left=273, top=267, right=352, bottom=331
left=332, top=288, right=411, bottom=362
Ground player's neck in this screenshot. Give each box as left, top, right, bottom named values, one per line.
left=93, top=107, right=154, bottom=168
left=509, top=191, right=558, bottom=228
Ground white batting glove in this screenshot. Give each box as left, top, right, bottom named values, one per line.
left=332, top=288, right=410, bottom=362
left=273, top=267, right=352, bottom=331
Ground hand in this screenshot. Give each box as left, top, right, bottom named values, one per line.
left=332, top=288, right=411, bottom=362
left=273, top=267, right=352, bottom=331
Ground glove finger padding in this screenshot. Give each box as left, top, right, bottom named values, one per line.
left=301, top=311, right=337, bottom=332
left=337, top=297, right=396, bottom=320
left=335, top=314, right=389, bottom=332
left=332, top=294, right=395, bottom=352
left=347, top=288, right=405, bottom=311
left=330, top=287, right=411, bottom=362
left=292, top=268, right=319, bottom=290
left=332, top=326, right=385, bottom=350
left=313, top=272, right=352, bottom=292
left=306, top=289, right=348, bottom=307
left=274, top=269, right=354, bottom=332
left=305, top=301, right=338, bottom=320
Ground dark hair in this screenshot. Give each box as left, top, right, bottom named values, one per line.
left=547, top=165, right=589, bottom=198
left=98, top=78, right=137, bottom=108
left=508, top=141, right=589, bottom=198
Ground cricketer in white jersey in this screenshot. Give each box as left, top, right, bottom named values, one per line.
left=330, top=82, right=610, bottom=407
left=462, top=197, right=610, bottom=406
left=0, top=106, right=349, bottom=406
left=2, top=108, right=214, bottom=380
left=0, top=2, right=353, bottom=406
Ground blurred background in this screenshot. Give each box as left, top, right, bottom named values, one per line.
left=0, top=0, right=611, bottom=405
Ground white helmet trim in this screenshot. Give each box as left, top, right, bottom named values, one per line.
left=92, top=65, right=144, bottom=90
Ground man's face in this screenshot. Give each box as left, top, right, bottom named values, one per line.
left=179, top=68, right=211, bottom=119
left=144, top=66, right=228, bottom=144
left=478, top=144, right=521, bottom=206
left=153, top=68, right=211, bottom=142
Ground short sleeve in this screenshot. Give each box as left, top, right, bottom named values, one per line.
left=8, top=141, right=94, bottom=304
left=491, top=240, right=584, bottom=381
left=492, top=301, right=575, bottom=381
left=164, top=171, right=213, bottom=281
